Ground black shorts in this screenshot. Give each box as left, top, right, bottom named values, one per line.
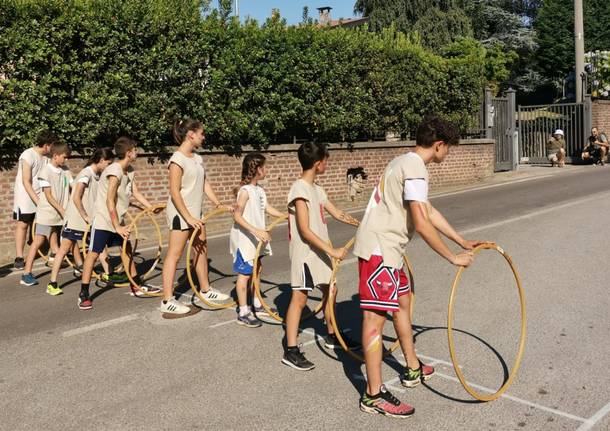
left=89, top=226, right=124, bottom=254
left=171, top=215, right=192, bottom=231
left=291, top=263, right=315, bottom=292
left=13, top=210, right=35, bottom=224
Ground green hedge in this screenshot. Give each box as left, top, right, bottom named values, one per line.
left=0, top=0, right=487, bottom=156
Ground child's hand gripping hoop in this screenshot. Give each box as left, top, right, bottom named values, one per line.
left=447, top=242, right=526, bottom=401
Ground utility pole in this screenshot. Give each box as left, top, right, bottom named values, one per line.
left=235, top=0, right=240, bottom=18
left=574, top=0, right=585, bottom=102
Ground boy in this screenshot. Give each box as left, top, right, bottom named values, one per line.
left=282, top=142, right=359, bottom=371
left=12, top=130, right=55, bottom=269
left=354, top=117, right=482, bottom=418
left=21, top=142, right=72, bottom=286
left=78, top=137, right=160, bottom=310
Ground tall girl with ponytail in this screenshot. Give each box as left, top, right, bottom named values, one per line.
left=45, top=148, right=114, bottom=296
left=160, top=119, right=232, bottom=314
left=230, top=153, right=285, bottom=327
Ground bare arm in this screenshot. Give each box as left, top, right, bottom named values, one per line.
left=22, top=162, right=39, bottom=206
left=324, top=200, right=359, bottom=227
left=131, top=179, right=152, bottom=209
left=106, top=176, right=129, bottom=238
left=265, top=203, right=286, bottom=218
left=169, top=163, right=203, bottom=230
left=43, top=187, right=65, bottom=219
left=409, top=201, right=472, bottom=266
left=72, top=182, right=91, bottom=224
left=234, top=190, right=270, bottom=242
left=294, top=199, right=346, bottom=260
left=204, top=179, right=232, bottom=211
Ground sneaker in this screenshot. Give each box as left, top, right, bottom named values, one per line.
left=72, top=265, right=83, bottom=277
left=46, top=283, right=63, bottom=296
left=359, top=385, right=415, bottom=418
left=400, top=361, right=436, bottom=388
left=20, top=273, right=38, bottom=286
left=200, top=287, right=230, bottom=302
left=159, top=298, right=190, bottom=315
left=237, top=312, right=262, bottom=328
left=282, top=346, right=315, bottom=371
left=78, top=296, right=93, bottom=310
left=130, top=283, right=162, bottom=297
left=324, top=333, right=361, bottom=350
left=101, top=272, right=129, bottom=284
left=13, top=257, right=25, bottom=270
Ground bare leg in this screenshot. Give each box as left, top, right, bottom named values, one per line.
left=50, top=239, right=74, bottom=282
left=24, top=234, right=46, bottom=274
left=392, top=293, right=420, bottom=369
left=48, top=228, right=60, bottom=255
left=236, top=274, right=250, bottom=310
left=363, top=309, right=387, bottom=395
left=285, top=289, right=308, bottom=346
left=99, top=248, right=110, bottom=274
left=15, top=220, right=30, bottom=259
left=161, top=230, right=189, bottom=301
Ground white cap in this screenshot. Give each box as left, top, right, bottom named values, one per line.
left=554, top=129, right=564, bottom=136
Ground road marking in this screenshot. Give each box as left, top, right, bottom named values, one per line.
left=299, top=328, right=352, bottom=347
left=209, top=318, right=237, bottom=328
left=432, top=174, right=554, bottom=199
left=576, top=401, right=610, bottom=431
left=355, top=352, right=589, bottom=424
left=62, top=314, right=139, bottom=337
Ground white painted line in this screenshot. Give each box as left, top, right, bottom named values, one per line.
left=62, top=314, right=139, bottom=337
left=299, top=328, right=352, bottom=347
left=576, top=401, right=610, bottom=431
left=209, top=318, right=237, bottom=329
left=432, top=371, right=588, bottom=423
left=431, top=175, right=554, bottom=199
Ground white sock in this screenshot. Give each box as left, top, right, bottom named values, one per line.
left=239, top=306, right=250, bottom=316
left=253, top=296, right=262, bottom=309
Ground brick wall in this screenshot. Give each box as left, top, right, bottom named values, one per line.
left=592, top=100, right=610, bottom=134
left=0, top=139, right=494, bottom=265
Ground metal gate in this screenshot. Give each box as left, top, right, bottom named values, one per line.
left=485, top=88, right=517, bottom=171
left=518, top=101, right=591, bottom=163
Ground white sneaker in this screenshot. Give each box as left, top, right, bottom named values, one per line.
left=159, top=298, right=190, bottom=315
left=130, top=283, right=162, bottom=297
left=201, top=287, right=230, bottom=302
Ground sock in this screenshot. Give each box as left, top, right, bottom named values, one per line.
left=239, top=306, right=250, bottom=317
left=286, top=345, right=298, bottom=351
left=48, top=281, right=57, bottom=288
left=253, top=296, right=262, bottom=308
left=80, top=283, right=90, bottom=298
left=134, top=275, right=143, bottom=285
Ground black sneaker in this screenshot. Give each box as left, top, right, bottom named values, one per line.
left=282, top=346, right=315, bottom=371
left=14, top=257, right=25, bottom=270
left=324, top=333, right=361, bottom=351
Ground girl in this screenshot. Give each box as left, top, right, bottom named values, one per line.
left=160, top=118, right=233, bottom=314
left=230, top=153, right=285, bottom=327
left=46, top=148, right=114, bottom=296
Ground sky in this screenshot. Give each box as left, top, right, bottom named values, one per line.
left=209, top=1, right=361, bottom=25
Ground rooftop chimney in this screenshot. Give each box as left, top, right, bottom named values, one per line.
left=317, top=6, right=332, bottom=26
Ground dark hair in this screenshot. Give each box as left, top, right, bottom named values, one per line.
left=114, top=137, right=137, bottom=159
left=36, top=130, right=60, bottom=148
left=173, top=118, right=203, bottom=145
left=86, top=147, right=115, bottom=167
left=233, top=153, right=266, bottom=196
left=297, top=142, right=329, bottom=170
left=50, top=142, right=70, bottom=157
left=416, top=116, right=460, bottom=148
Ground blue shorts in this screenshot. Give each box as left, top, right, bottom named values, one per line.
left=62, top=227, right=84, bottom=242
left=233, top=249, right=256, bottom=276
left=89, top=226, right=124, bottom=254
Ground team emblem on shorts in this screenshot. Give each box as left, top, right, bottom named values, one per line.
left=366, top=266, right=399, bottom=301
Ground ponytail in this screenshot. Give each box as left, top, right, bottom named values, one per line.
left=232, top=153, right=266, bottom=197
left=86, top=147, right=115, bottom=167
left=173, top=118, right=203, bottom=145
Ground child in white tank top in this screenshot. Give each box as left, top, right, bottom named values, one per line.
left=230, top=153, right=285, bottom=327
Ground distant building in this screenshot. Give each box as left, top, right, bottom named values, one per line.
left=316, top=6, right=369, bottom=28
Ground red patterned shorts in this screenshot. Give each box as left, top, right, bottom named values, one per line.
left=358, top=255, right=410, bottom=312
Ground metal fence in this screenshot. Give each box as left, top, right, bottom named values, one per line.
left=518, top=102, right=590, bottom=163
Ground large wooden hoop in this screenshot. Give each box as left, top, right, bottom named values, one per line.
left=328, top=237, right=415, bottom=362
left=185, top=208, right=236, bottom=309
left=447, top=242, right=526, bottom=402
left=121, top=204, right=165, bottom=296
left=251, top=215, right=328, bottom=323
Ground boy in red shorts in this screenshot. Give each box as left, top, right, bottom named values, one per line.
left=354, top=116, right=482, bottom=418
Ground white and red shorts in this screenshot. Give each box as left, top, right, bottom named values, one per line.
left=358, top=255, right=410, bottom=312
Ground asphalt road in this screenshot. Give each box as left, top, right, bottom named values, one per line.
left=1, top=165, right=609, bottom=430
